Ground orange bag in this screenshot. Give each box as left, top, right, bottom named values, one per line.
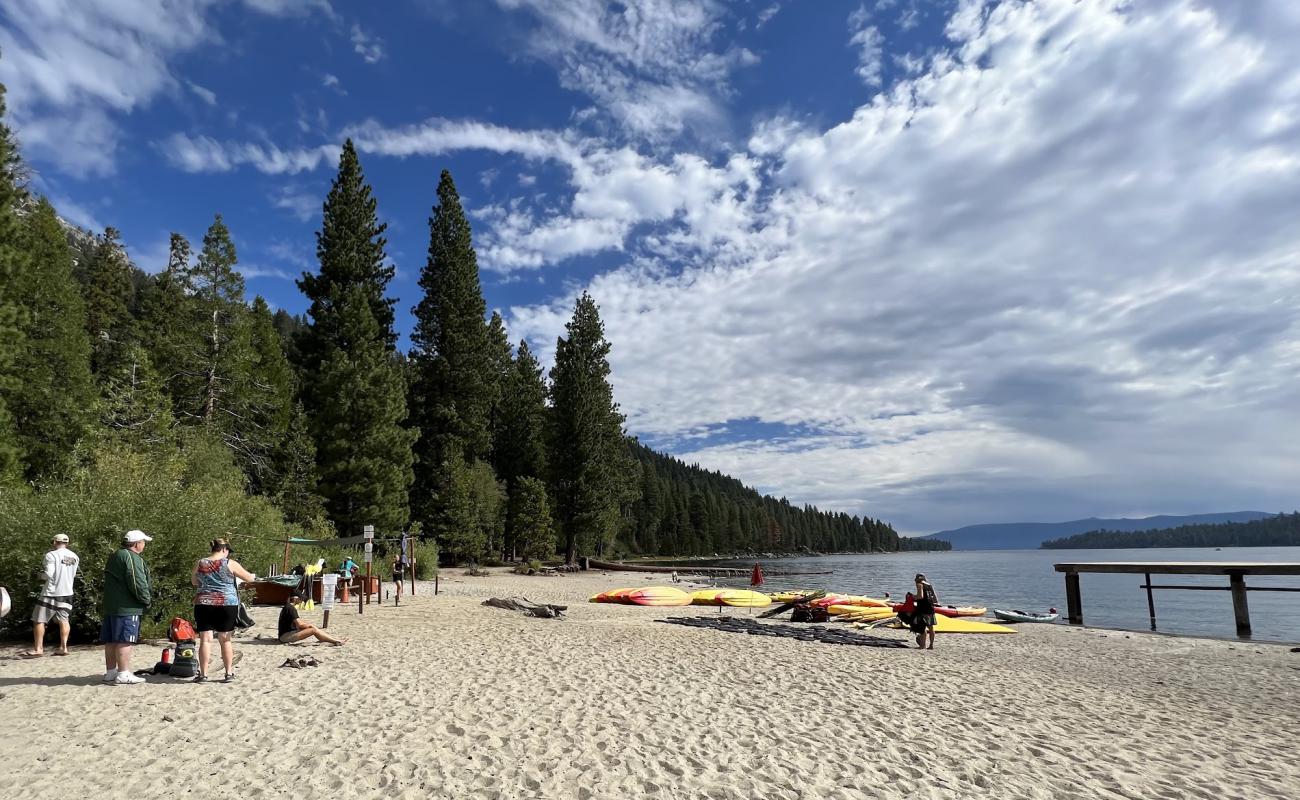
left=168, top=617, right=196, bottom=642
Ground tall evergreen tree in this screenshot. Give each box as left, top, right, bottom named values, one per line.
left=497, top=339, right=549, bottom=485
left=485, top=311, right=513, bottom=474
left=5, top=199, right=95, bottom=480
left=409, top=169, right=494, bottom=543
left=99, top=345, right=173, bottom=449
left=0, top=74, right=25, bottom=480
left=271, top=401, right=327, bottom=529
left=298, top=138, right=395, bottom=362
left=548, top=293, right=636, bottom=562
left=299, top=144, right=412, bottom=536
left=81, top=227, right=136, bottom=377
left=240, top=296, right=296, bottom=492
left=188, top=214, right=248, bottom=424
left=138, top=233, right=200, bottom=406
left=509, top=476, right=556, bottom=562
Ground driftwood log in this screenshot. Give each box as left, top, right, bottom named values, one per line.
left=482, top=596, right=568, bottom=619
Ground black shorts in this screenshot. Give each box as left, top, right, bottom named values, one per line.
left=194, top=604, right=238, bottom=633
left=393, top=570, right=405, bottom=583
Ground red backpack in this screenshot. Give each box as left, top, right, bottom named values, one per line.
left=168, top=617, right=196, bottom=642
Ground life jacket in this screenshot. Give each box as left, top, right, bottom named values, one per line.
left=168, top=616, right=196, bottom=643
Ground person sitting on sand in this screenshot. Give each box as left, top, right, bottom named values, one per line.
left=914, top=573, right=938, bottom=650
left=278, top=593, right=345, bottom=646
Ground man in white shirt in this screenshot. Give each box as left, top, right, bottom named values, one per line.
left=23, top=534, right=79, bottom=658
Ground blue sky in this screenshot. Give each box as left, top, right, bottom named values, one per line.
left=4, top=0, right=1300, bottom=534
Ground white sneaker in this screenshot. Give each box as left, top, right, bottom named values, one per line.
left=102, top=670, right=119, bottom=684
left=114, top=671, right=146, bottom=685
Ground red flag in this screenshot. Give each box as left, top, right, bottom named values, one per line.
left=750, top=562, right=764, bottom=587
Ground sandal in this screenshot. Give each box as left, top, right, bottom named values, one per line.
left=19, top=651, right=45, bottom=659
left=52, top=651, right=69, bottom=657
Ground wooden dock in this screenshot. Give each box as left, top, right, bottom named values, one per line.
left=1052, top=561, right=1300, bottom=637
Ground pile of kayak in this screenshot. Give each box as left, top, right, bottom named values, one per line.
left=591, top=586, right=1058, bottom=635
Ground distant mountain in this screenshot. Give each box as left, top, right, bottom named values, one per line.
left=925, top=512, right=1276, bottom=550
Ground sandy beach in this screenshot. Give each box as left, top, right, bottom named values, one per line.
left=1, top=568, right=1297, bottom=800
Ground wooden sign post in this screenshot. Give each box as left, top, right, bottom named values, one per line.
left=363, top=524, right=375, bottom=607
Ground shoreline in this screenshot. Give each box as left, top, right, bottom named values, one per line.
left=2, top=568, right=1297, bottom=799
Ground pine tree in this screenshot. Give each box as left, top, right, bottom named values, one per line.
left=272, top=401, right=327, bottom=529
left=188, top=214, right=248, bottom=424
left=298, top=138, right=395, bottom=365
left=82, top=227, right=136, bottom=377
left=5, top=198, right=95, bottom=480
left=138, top=233, right=199, bottom=407
left=548, top=293, right=637, bottom=562
left=99, top=345, right=173, bottom=449
left=485, top=311, right=513, bottom=473
left=509, top=476, right=556, bottom=563
left=409, top=169, right=494, bottom=543
left=498, top=340, right=549, bottom=484
left=240, top=296, right=296, bottom=492
left=0, top=75, right=25, bottom=480
left=299, top=146, right=411, bottom=536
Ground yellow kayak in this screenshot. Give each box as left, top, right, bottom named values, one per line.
left=890, top=615, right=1016, bottom=634
left=588, top=588, right=636, bottom=603
left=718, top=589, right=771, bottom=608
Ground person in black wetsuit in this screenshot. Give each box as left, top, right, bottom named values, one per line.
left=914, top=573, right=938, bottom=650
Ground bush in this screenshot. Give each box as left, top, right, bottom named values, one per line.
left=512, top=559, right=544, bottom=575
left=464, top=566, right=491, bottom=577
left=412, top=538, right=438, bottom=579
left=0, top=439, right=297, bottom=640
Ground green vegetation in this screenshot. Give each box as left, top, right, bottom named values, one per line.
left=0, top=58, right=922, bottom=642
left=1041, top=513, right=1300, bottom=549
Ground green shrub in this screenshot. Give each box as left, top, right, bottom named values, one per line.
left=0, top=439, right=297, bottom=640
left=464, top=566, right=491, bottom=577
left=412, top=538, right=438, bottom=579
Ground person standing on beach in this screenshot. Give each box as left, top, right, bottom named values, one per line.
left=102, top=530, right=153, bottom=685
left=914, top=573, right=938, bottom=650
left=191, top=538, right=257, bottom=683
left=22, top=534, right=79, bottom=658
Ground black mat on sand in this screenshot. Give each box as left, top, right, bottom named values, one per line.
left=656, top=616, right=907, bottom=648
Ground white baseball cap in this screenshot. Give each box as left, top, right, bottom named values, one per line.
left=124, top=529, right=153, bottom=543
left=53, top=534, right=70, bottom=543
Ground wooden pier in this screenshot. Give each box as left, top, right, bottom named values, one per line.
left=1053, top=561, right=1300, bottom=637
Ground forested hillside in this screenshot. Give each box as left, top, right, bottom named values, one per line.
left=0, top=62, right=918, bottom=636
left=624, top=443, right=946, bottom=556
left=1041, top=512, right=1298, bottom=549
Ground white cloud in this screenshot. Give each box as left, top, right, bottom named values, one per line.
left=240, top=264, right=294, bottom=281
left=756, top=4, right=781, bottom=29
left=0, top=0, right=337, bottom=176
left=322, top=73, right=346, bottom=94
left=156, top=132, right=338, bottom=174
left=271, top=186, right=320, bottom=222
left=186, top=80, right=217, bottom=106
left=500, top=0, right=1300, bottom=532
left=241, top=0, right=335, bottom=19
left=491, top=0, right=758, bottom=141
left=848, top=6, right=885, bottom=87
left=350, top=23, right=386, bottom=64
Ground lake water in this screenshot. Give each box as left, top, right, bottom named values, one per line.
left=693, top=547, right=1300, bottom=643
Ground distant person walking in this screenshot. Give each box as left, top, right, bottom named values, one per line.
left=914, top=573, right=938, bottom=650
left=192, top=538, right=257, bottom=683
left=392, top=551, right=406, bottom=601
left=22, top=534, right=80, bottom=658
left=102, top=530, right=153, bottom=685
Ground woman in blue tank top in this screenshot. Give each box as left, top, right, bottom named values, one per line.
left=191, top=538, right=256, bottom=682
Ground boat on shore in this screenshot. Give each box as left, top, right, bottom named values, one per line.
left=992, top=609, right=1059, bottom=623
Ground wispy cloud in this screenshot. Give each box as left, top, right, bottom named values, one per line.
left=271, top=186, right=320, bottom=222
left=848, top=5, right=884, bottom=87
left=350, top=24, right=386, bottom=64
left=186, top=80, right=218, bottom=106
left=322, top=73, right=346, bottom=95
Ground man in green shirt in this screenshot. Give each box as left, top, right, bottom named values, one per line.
left=102, top=529, right=153, bottom=685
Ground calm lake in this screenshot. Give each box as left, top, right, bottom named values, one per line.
left=697, top=547, right=1300, bottom=643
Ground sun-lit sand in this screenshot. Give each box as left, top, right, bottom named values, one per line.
left=2, top=567, right=1297, bottom=799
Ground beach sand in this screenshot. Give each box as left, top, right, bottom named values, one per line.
left=1, top=568, right=1297, bottom=799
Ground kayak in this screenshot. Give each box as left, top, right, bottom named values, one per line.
left=889, top=602, right=984, bottom=618
left=992, top=609, right=1059, bottom=623
left=811, top=594, right=889, bottom=608
left=626, top=587, right=692, bottom=606
left=589, top=588, right=637, bottom=603
left=889, top=616, right=1016, bottom=634
left=718, top=589, right=771, bottom=608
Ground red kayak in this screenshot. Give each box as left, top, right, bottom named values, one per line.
left=889, top=600, right=960, bottom=618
